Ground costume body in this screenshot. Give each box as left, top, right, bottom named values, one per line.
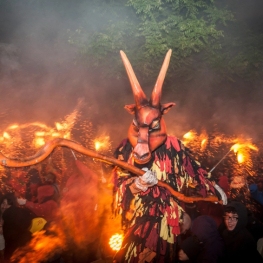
left=113, top=136, right=213, bottom=263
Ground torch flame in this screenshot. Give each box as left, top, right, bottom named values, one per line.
left=237, top=152, right=245, bottom=164
left=3, top=132, right=10, bottom=139
left=231, top=142, right=259, bottom=153
left=109, top=233, right=123, bottom=251
left=94, top=135, right=111, bottom=152
left=183, top=131, right=196, bottom=140
left=34, top=138, right=45, bottom=148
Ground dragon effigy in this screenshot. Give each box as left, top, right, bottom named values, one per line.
left=112, top=49, right=225, bottom=263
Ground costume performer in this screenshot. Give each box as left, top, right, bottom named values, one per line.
left=112, top=50, right=225, bottom=263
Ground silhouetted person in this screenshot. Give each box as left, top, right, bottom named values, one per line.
left=2, top=193, right=33, bottom=262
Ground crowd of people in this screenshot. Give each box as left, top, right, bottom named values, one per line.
left=0, top=159, right=105, bottom=263
left=173, top=171, right=263, bottom=263
left=0, top=159, right=262, bottom=263
left=0, top=164, right=61, bottom=262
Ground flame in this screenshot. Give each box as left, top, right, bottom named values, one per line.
left=231, top=142, right=259, bottom=153
left=109, top=233, right=123, bottom=251
left=200, top=130, right=208, bottom=151
left=8, top=124, right=19, bottom=129
left=229, top=141, right=259, bottom=168
left=95, top=141, right=102, bottom=151
left=34, top=138, right=45, bottom=148
left=3, top=132, right=10, bottom=139
left=94, top=135, right=111, bottom=152
left=55, top=122, right=67, bottom=131
left=183, top=130, right=196, bottom=140
left=237, top=152, right=245, bottom=163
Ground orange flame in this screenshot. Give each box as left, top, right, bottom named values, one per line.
left=3, top=132, right=10, bottom=139
left=109, top=233, right=123, bottom=251
left=237, top=152, right=245, bottom=164
left=231, top=142, right=258, bottom=165
left=231, top=142, right=258, bottom=153
left=34, top=138, right=45, bottom=148
left=94, top=135, right=111, bottom=152
left=183, top=130, right=196, bottom=140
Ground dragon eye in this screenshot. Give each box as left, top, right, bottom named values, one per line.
left=151, top=120, right=160, bottom=129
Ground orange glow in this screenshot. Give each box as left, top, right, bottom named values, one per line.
left=94, top=135, right=111, bottom=152
left=95, top=141, right=102, bottom=151
left=51, top=132, right=61, bottom=137
left=63, top=132, right=71, bottom=139
left=8, top=124, right=19, bottom=129
left=109, top=233, right=123, bottom=251
left=3, top=132, right=10, bottom=139
left=55, top=122, right=67, bottom=131
left=34, top=138, right=45, bottom=148
left=183, top=130, right=196, bottom=140
left=231, top=142, right=259, bottom=153
left=35, top=131, right=46, bottom=137
left=200, top=138, right=207, bottom=151
left=237, top=152, right=245, bottom=163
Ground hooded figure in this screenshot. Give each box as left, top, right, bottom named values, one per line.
left=220, top=201, right=263, bottom=263
left=191, top=215, right=224, bottom=263
left=18, top=184, right=59, bottom=222
left=179, top=235, right=201, bottom=262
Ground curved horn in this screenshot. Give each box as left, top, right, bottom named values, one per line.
left=150, top=49, right=172, bottom=107
left=120, top=50, right=147, bottom=107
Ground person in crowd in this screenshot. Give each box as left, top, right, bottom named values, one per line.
left=43, top=171, right=60, bottom=204
left=178, top=215, right=224, bottom=263
left=175, top=213, right=192, bottom=262
left=2, top=192, right=33, bottom=262
left=249, top=178, right=263, bottom=206
left=0, top=196, right=5, bottom=263
left=219, top=201, right=263, bottom=262
left=178, top=235, right=201, bottom=263
left=25, top=167, right=42, bottom=202
left=17, top=182, right=59, bottom=223
left=217, top=171, right=230, bottom=198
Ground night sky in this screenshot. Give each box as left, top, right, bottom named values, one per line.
left=0, top=0, right=263, bottom=149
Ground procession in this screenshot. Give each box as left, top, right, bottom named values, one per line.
left=0, top=0, right=263, bottom=263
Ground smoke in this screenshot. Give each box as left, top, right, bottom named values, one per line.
left=0, top=1, right=262, bottom=147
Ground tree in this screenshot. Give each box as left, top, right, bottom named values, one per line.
left=68, top=0, right=236, bottom=83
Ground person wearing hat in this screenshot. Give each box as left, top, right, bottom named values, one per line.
left=178, top=215, right=224, bottom=263
left=219, top=201, right=263, bottom=262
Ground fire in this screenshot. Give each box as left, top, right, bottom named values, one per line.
left=237, top=152, right=245, bottom=164
left=200, top=131, right=208, bottom=151
left=3, top=132, right=10, bottom=139
left=94, top=135, right=111, bottom=152
left=34, top=137, right=45, bottom=148
left=230, top=142, right=259, bottom=164
left=109, top=233, right=123, bottom=251
left=231, top=142, right=259, bottom=153
left=183, top=130, right=196, bottom=141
